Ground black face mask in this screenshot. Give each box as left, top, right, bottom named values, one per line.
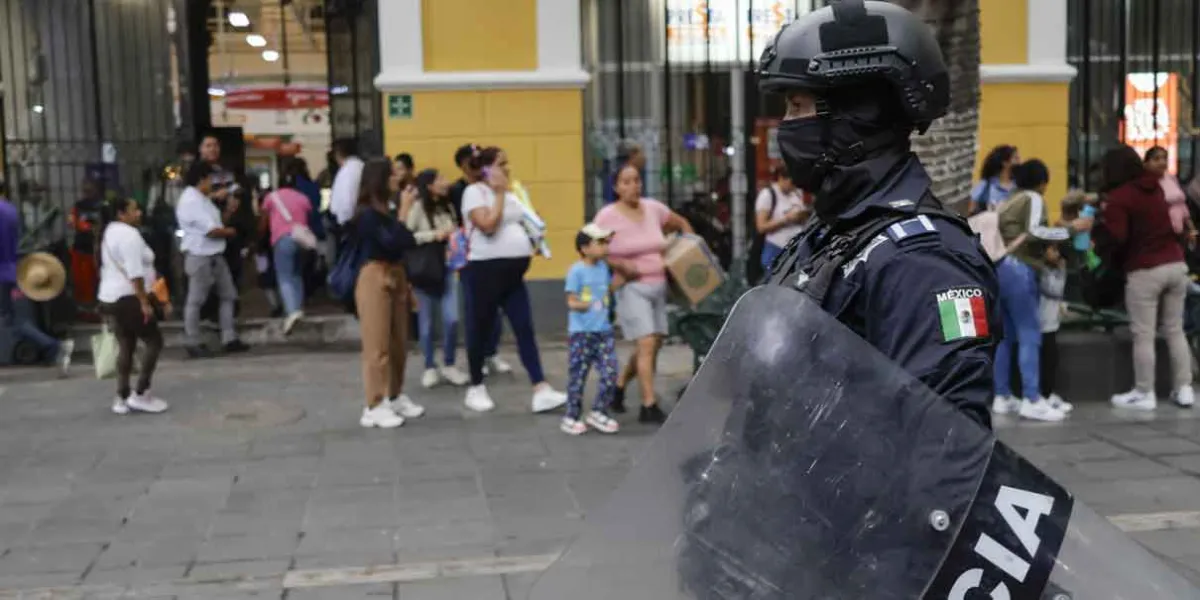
left=775, top=116, right=829, bottom=193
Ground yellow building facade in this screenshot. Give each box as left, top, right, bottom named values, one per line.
left=375, top=0, right=589, bottom=282
left=978, top=0, right=1076, bottom=214
left=375, top=0, right=1077, bottom=281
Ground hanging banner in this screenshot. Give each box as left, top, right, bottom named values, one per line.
left=665, top=0, right=808, bottom=65
left=224, top=88, right=330, bottom=110
left=1120, top=72, right=1179, bottom=175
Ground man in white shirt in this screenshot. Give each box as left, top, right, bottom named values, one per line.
left=755, top=167, right=811, bottom=273
left=329, top=138, right=364, bottom=226
left=175, top=162, right=248, bottom=358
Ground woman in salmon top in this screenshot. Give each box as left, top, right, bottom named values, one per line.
left=593, top=163, right=693, bottom=424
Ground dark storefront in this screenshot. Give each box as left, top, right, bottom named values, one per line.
left=324, top=0, right=381, bottom=155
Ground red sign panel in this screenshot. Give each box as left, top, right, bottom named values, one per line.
left=224, top=88, right=329, bottom=110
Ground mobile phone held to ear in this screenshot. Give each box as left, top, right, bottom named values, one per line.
left=481, top=166, right=492, bottom=182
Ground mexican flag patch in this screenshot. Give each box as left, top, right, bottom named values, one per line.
left=936, top=287, right=989, bottom=341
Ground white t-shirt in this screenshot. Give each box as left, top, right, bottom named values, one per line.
left=97, top=221, right=157, bottom=303
left=330, top=156, right=364, bottom=225
left=755, top=184, right=809, bottom=248
left=461, top=183, right=533, bottom=261
left=175, top=186, right=227, bottom=256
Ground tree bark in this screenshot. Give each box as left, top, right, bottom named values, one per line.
left=888, top=0, right=982, bottom=211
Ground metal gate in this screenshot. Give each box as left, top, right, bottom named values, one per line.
left=0, top=0, right=180, bottom=254
left=1068, top=0, right=1200, bottom=187
left=324, top=0, right=382, bottom=156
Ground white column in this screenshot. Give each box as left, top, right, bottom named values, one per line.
left=980, top=0, right=1075, bottom=84
left=377, top=0, right=423, bottom=76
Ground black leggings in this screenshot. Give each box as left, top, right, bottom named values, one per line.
left=462, top=257, right=544, bottom=386
left=104, top=296, right=164, bottom=399
left=1040, top=331, right=1059, bottom=398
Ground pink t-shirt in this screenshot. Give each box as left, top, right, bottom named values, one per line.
left=262, top=188, right=313, bottom=246
left=594, top=198, right=671, bottom=284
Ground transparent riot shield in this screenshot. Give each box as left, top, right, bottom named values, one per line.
left=528, top=285, right=1200, bottom=599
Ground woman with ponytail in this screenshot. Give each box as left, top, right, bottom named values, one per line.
left=96, top=196, right=168, bottom=415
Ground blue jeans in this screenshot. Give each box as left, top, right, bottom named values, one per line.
left=1, top=282, right=60, bottom=362
left=761, top=241, right=786, bottom=272
left=414, top=271, right=460, bottom=369
left=273, top=235, right=305, bottom=315
left=993, top=258, right=1042, bottom=400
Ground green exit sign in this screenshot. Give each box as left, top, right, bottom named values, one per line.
left=388, top=94, right=413, bottom=120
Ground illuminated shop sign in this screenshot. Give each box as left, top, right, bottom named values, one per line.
left=1121, top=72, right=1179, bottom=175
left=665, top=0, right=807, bottom=64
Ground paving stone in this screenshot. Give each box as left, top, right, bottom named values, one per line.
left=303, top=486, right=397, bottom=532
left=296, top=528, right=394, bottom=557
left=92, top=538, right=200, bottom=571
left=196, top=534, right=300, bottom=563
left=287, top=583, right=394, bottom=599
left=1072, top=458, right=1181, bottom=481
left=185, top=559, right=291, bottom=582
left=83, top=564, right=189, bottom=587
left=1130, top=529, right=1200, bottom=559
left=1119, top=437, right=1200, bottom=457
left=396, top=576, right=506, bottom=600
left=0, top=542, right=104, bottom=576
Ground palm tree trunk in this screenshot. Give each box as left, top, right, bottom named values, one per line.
left=888, top=0, right=982, bottom=210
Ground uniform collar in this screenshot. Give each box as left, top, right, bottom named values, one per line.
left=827, top=152, right=932, bottom=224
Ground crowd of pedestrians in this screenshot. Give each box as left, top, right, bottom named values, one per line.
left=973, top=143, right=1199, bottom=422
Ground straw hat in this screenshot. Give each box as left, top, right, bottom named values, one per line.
left=16, top=252, right=67, bottom=302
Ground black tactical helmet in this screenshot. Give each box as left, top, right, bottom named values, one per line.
left=758, top=0, right=949, bottom=133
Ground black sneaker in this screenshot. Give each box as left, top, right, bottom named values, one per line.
left=610, top=387, right=627, bottom=414
left=223, top=340, right=251, bottom=353
left=185, top=345, right=214, bottom=359
left=639, top=403, right=667, bottom=425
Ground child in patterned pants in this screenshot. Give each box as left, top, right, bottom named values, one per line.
left=561, top=224, right=621, bottom=435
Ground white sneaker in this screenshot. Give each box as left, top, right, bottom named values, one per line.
left=282, top=311, right=304, bottom=335
left=532, top=386, right=568, bottom=413
left=1175, top=385, right=1195, bottom=408
left=486, top=356, right=514, bottom=375
left=126, top=392, right=169, bottom=414
left=386, top=394, right=426, bottom=419
left=421, top=368, right=441, bottom=389
left=991, top=395, right=1020, bottom=415
left=560, top=417, right=587, bottom=436
left=1111, top=389, right=1157, bottom=411
left=1046, top=394, right=1074, bottom=414
left=465, top=385, right=495, bottom=412
left=1018, top=398, right=1067, bottom=422
left=440, top=365, right=470, bottom=386
left=112, top=396, right=130, bottom=415
left=57, top=339, right=75, bottom=376
left=360, top=404, right=405, bottom=428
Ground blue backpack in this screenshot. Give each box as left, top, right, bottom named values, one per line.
left=327, top=234, right=368, bottom=311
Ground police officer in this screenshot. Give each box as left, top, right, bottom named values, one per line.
left=760, top=0, right=1000, bottom=428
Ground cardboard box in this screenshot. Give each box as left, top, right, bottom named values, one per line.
left=664, top=234, right=726, bottom=306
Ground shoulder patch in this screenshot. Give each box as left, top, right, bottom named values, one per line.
left=935, top=286, right=990, bottom=342
left=886, top=215, right=938, bottom=243
left=888, top=199, right=915, bottom=209
left=842, top=234, right=889, bottom=277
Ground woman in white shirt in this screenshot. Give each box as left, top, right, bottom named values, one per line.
left=754, top=166, right=811, bottom=272
left=460, top=146, right=566, bottom=414
left=97, top=197, right=168, bottom=415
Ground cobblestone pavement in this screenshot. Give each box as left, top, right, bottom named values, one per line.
left=3, top=346, right=1200, bottom=598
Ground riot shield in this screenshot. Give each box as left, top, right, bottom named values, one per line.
left=528, top=285, right=1200, bottom=599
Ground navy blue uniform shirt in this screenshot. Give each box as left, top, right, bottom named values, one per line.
left=775, top=154, right=999, bottom=428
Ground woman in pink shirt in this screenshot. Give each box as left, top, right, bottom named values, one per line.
left=259, top=164, right=314, bottom=334
left=593, top=164, right=693, bottom=424
left=1144, top=146, right=1195, bottom=241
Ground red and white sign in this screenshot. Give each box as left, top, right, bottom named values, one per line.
left=1120, top=72, right=1179, bottom=175
left=224, top=87, right=329, bottom=110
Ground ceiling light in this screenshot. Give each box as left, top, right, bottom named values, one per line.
left=31, top=104, right=44, bottom=114
left=228, top=11, right=250, bottom=27
left=246, top=34, right=267, bottom=47
left=262, top=49, right=280, bottom=62
left=208, top=88, right=227, bottom=97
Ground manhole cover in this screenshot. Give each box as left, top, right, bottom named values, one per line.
left=188, top=399, right=306, bottom=429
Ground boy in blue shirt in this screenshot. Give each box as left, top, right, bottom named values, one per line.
left=562, top=224, right=621, bottom=435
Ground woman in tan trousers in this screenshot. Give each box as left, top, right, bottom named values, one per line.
left=353, top=158, right=426, bottom=428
